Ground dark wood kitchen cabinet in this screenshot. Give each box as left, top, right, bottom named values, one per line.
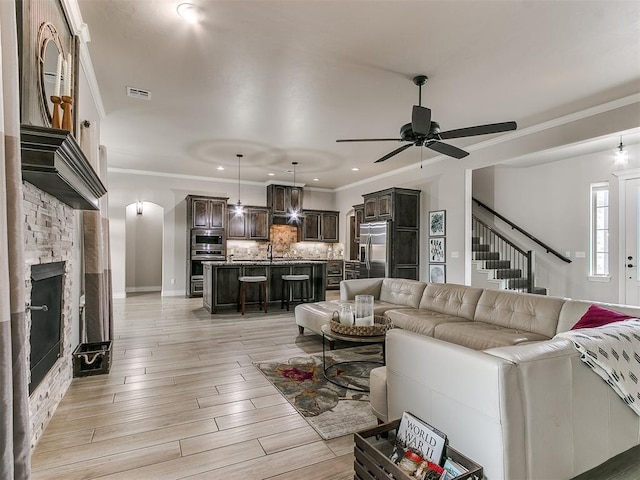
left=359, top=187, right=421, bottom=280
left=203, top=262, right=326, bottom=313
left=362, top=188, right=419, bottom=228
left=302, top=210, right=339, bottom=243
left=353, top=204, right=364, bottom=242
left=363, top=191, right=393, bottom=222
left=326, top=260, right=343, bottom=289
left=267, top=184, right=303, bottom=216
left=186, top=194, right=229, bottom=297
left=187, top=195, right=228, bottom=229
left=227, top=206, right=270, bottom=241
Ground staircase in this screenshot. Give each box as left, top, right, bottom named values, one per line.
left=471, top=198, right=572, bottom=295
left=472, top=236, right=547, bottom=294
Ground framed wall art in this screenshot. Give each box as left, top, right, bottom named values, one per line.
left=429, top=210, right=445, bottom=236
left=429, top=264, right=446, bottom=283
left=429, top=237, right=446, bottom=263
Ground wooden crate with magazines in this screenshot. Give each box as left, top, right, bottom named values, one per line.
left=354, top=419, right=483, bottom=480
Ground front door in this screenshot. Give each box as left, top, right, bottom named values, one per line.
left=624, top=177, right=640, bottom=305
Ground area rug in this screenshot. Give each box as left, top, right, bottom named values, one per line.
left=254, top=345, right=382, bottom=440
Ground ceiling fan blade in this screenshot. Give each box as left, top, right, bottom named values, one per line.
left=427, top=141, right=469, bottom=159
left=412, top=105, right=432, bottom=135
left=438, top=121, right=517, bottom=140
left=336, top=138, right=402, bottom=143
left=374, top=143, right=413, bottom=163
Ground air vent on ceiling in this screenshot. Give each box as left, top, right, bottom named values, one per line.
left=126, top=86, right=151, bottom=100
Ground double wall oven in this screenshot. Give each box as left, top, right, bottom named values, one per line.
left=190, top=228, right=226, bottom=296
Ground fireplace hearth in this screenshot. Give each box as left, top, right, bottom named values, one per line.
left=29, top=261, right=65, bottom=394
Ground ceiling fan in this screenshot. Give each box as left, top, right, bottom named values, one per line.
left=336, top=75, right=517, bottom=163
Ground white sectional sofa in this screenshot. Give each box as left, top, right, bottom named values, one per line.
left=294, top=277, right=426, bottom=335
left=295, top=278, right=640, bottom=480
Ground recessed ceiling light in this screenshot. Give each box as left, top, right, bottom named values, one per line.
left=313, top=178, right=320, bottom=182
left=177, top=3, right=202, bottom=24
left=351, top=167, right=360, bottom=171
left=217, top=166, right=224, bottom=171
left=268, top=173, right=275, bottom=176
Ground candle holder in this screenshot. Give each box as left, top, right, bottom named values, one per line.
left=61, top=95, right=73, bottom=133
left=50, top=95, right=62, bottom=129
left=355, top=294, right=374, bottom=326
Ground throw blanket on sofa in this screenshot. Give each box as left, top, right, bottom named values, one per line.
left=556, top=319, right=640, bottom=416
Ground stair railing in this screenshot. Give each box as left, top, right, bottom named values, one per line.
left=472, top=215, right=536, bottom=293
left=473, top=197, right=571, bottom=264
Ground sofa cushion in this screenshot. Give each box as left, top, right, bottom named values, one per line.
left=340, top=278, right=383, bottom=300
left=434, top=321, right=551, bottom=350
left=570, top=304, right=635, bottom=330
left=473, top=289, right=565, bottom=339
left=294, top=300, right=342, bottom=334
left=379, top=278, right=427, bottom=308
left=372, top=301, right=412, bottom=316
left=385, top=308, right=469, bottom=336
left=418, top=283, right=483, bottom=320
left=369, top=367, right=388, bottom=422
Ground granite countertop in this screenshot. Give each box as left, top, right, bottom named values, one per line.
left=202, top=259, right=331, bottom=266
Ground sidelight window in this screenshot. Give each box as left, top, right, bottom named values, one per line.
left=590, top=182, right=609, bottom=276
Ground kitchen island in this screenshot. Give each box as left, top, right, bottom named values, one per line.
left=202, top=261, right=327, bottom=313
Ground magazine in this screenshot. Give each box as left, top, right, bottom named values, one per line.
left=440, top=456, right=469, bottom=480
left=390, top=412, right=447, bottom=478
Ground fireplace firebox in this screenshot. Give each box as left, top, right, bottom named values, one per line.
left=29, top=261, right=65, bottom=394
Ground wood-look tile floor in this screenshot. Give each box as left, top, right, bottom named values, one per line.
left=31, top=292, right=354, bottom=480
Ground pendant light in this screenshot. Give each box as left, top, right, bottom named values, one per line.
left=234, top=154, right=244, bottom=216
left=615, top=135, right=628, bottom=165
left=289, top=161, right=300, bottom=222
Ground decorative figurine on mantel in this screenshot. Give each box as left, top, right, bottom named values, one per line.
left=50, top=52, right=63, bottom=129
left=60, top=52, right=73, bottom=133
left=51, top=51, right=73, bottom=132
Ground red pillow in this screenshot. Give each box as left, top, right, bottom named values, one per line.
left=570, top=304, right=635, bottom=330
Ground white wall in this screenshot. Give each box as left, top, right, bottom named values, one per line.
left=125, top=202, right=163, bottom=292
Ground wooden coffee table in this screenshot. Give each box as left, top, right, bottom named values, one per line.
left=320, top=323, right=387, bottom=392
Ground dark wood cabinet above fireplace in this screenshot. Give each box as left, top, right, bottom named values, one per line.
left=20, top=125, right=107, bottom=210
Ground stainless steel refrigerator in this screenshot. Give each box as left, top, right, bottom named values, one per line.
left=359, top=221, right=390, bottom=278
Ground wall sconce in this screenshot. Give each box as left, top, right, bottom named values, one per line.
left=136, top=201, right=143, bottom=215
left=615, top=135, right=629, bottom=165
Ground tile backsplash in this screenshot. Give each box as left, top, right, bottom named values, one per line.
left=227, top=225, right=343, bottom=261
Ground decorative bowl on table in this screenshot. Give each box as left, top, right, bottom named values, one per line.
left=329, top=313, right=393, bottom=337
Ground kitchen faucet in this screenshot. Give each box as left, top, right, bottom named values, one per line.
left=267, top=244, right=273, bottom=262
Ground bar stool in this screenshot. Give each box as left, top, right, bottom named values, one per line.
left=238, top=276, right=268, bottom=315
left=281, top=274, right=310, bottom=311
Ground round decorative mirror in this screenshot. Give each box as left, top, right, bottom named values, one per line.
left=37, top=22, right=65, bottom=126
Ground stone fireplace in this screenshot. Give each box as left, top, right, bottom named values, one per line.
left=23, top=181, right=76, bottom=446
